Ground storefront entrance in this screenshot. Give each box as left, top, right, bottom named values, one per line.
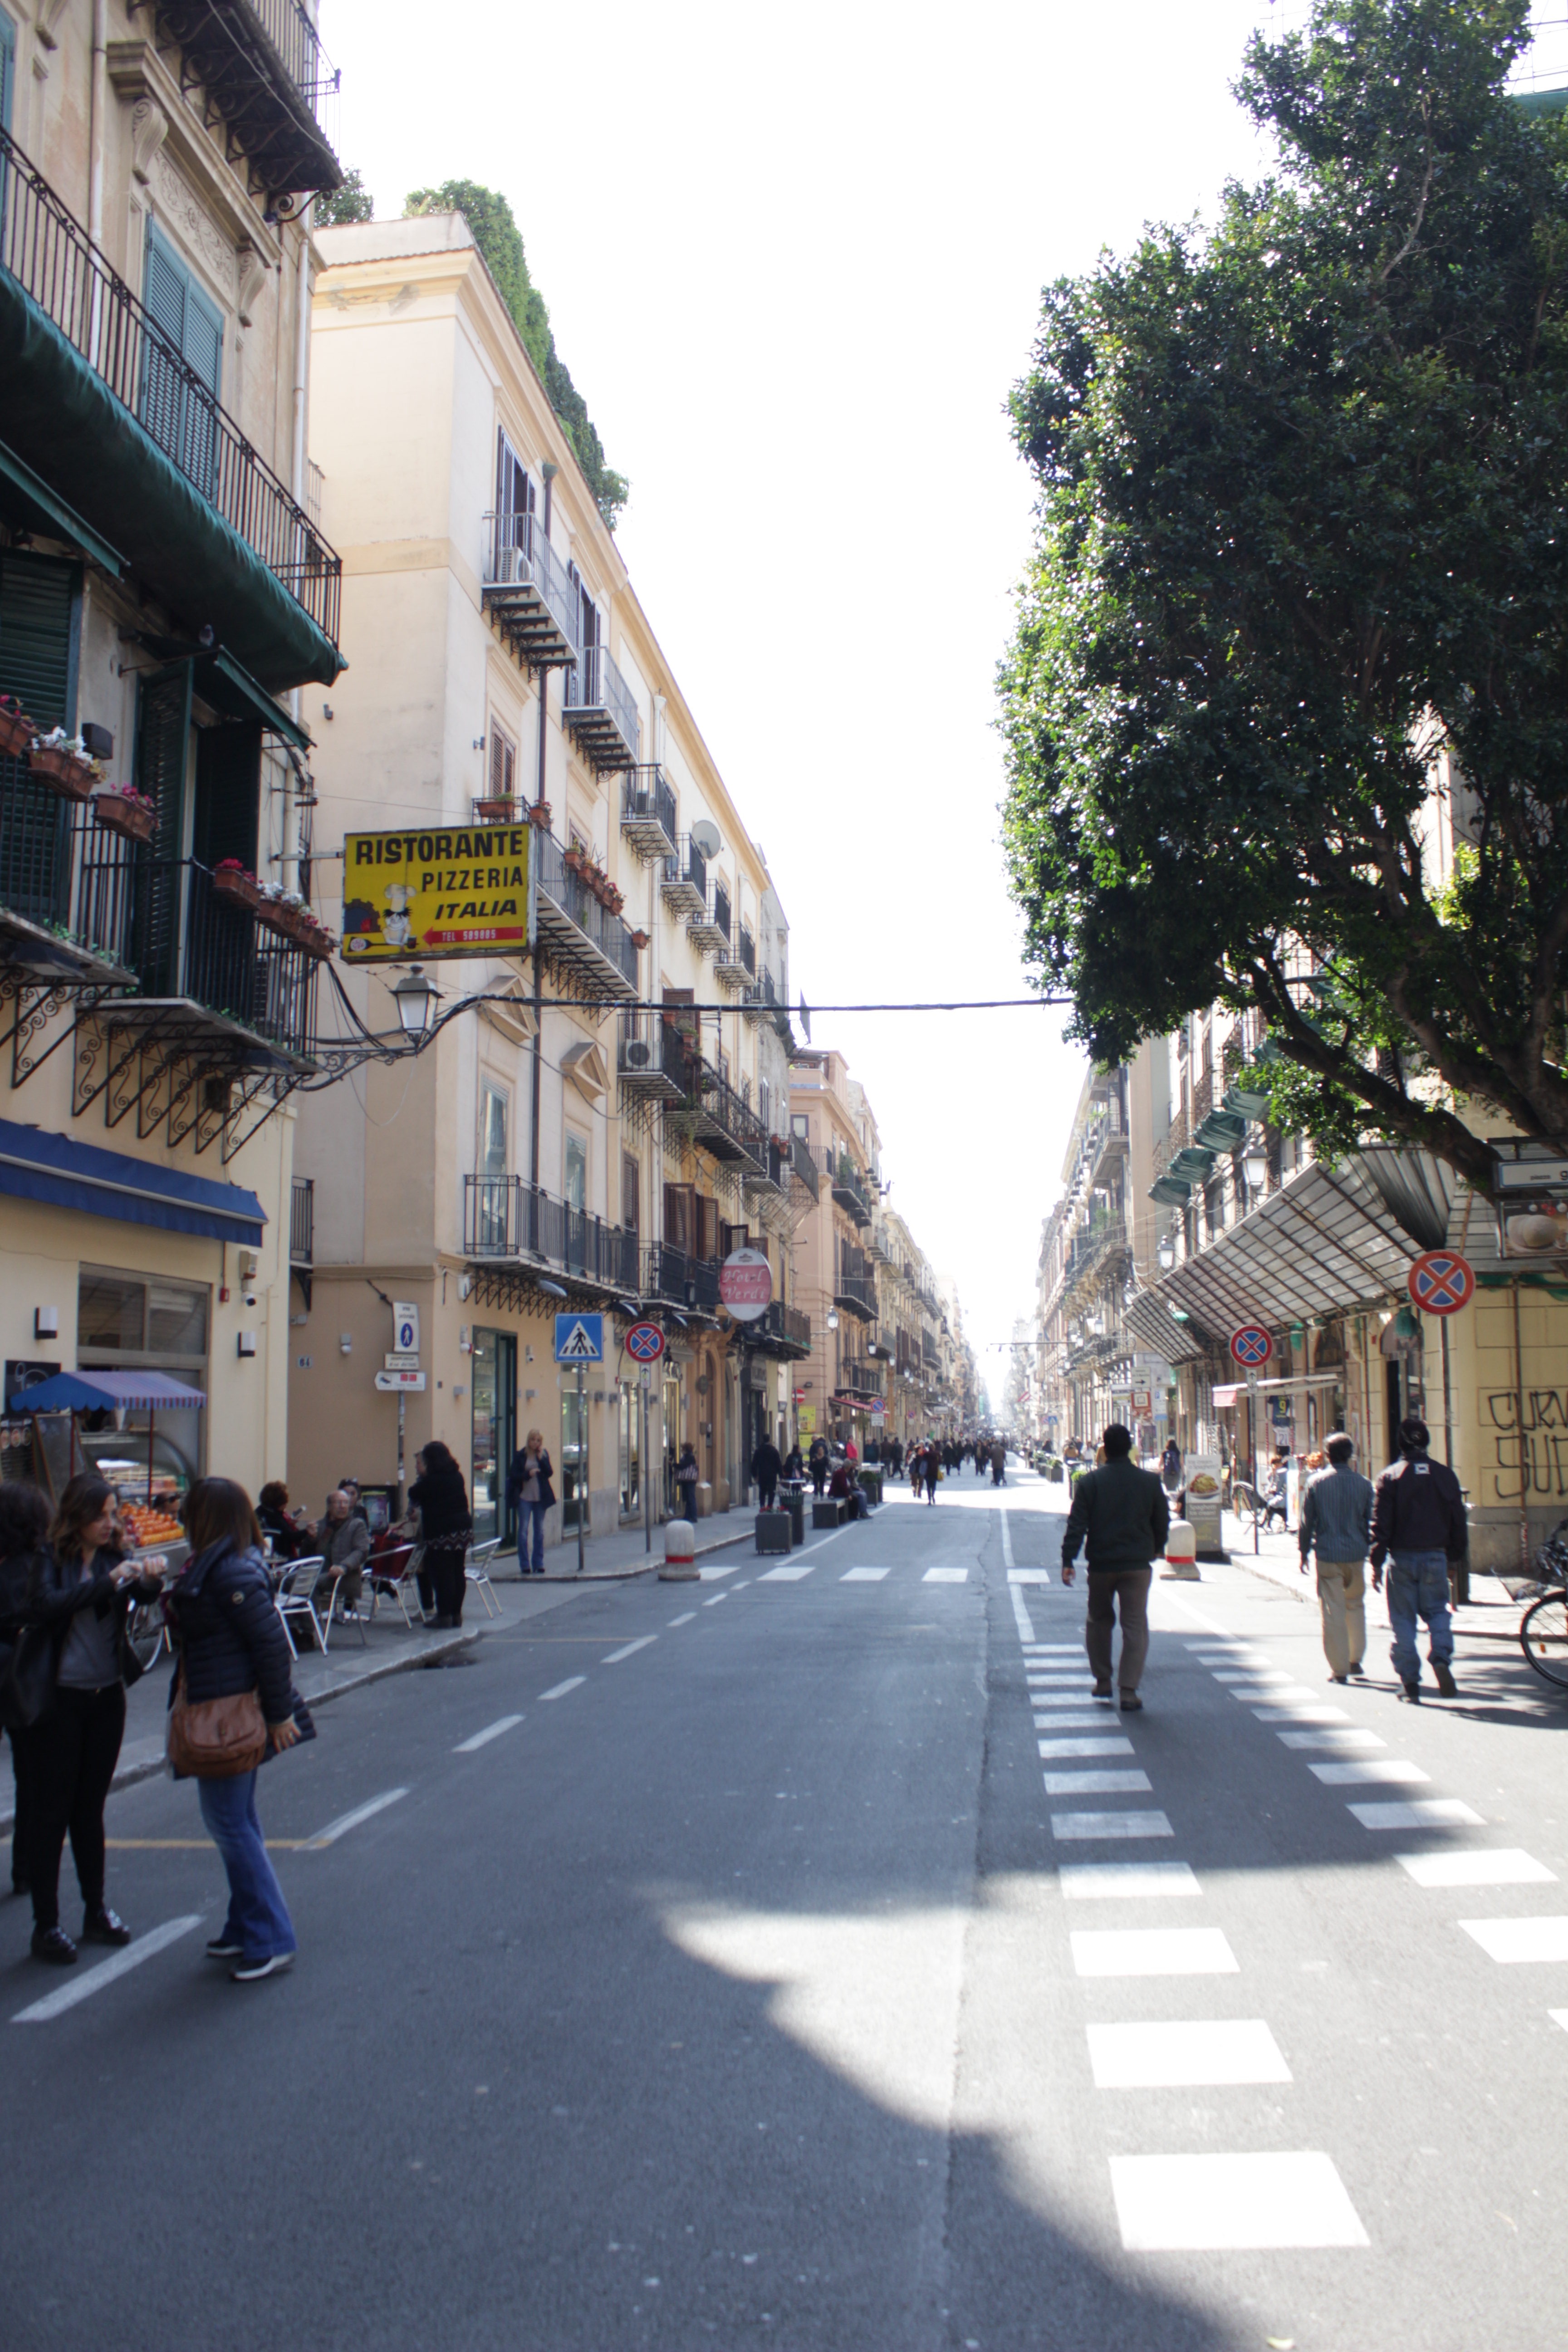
left=471, top=1330, right=516, bottom=1547
left=618, top=1378, right=641, bottom=1521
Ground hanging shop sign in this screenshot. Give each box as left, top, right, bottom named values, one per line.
left=339, top=823, right=536, bottom=962
left=719, top=1246, right=773, bottom=1323
left=1407, top=1250, right=1475, bottom=1315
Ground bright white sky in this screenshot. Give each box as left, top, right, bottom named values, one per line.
left=322, top=0, right=1285, bottom=1372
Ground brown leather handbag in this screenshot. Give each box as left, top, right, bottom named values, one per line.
left=167, top=1663, right=267, bottom=1779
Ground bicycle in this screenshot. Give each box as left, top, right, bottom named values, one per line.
left=1518, top=1523, right=1568, bottom=1690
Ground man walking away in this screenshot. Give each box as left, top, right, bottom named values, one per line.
left=808, top=1436, right=829, bottom=1498
left=1371, top=1417, right=1467, bottom=1701
left=991, top=1438, right=1005, bottom=1488
left=1060, top=1424, right=1170, bottom=1711
left=751, top=1435, right=781, bottom=1511
left=1299, top=1436, right=1374, bottom=1683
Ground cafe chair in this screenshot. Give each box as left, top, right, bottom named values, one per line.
left=465, top=1537, right=503, bottom=1619
left=274, top=1556, right=328, bottom=1658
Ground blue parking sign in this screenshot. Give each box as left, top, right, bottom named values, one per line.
left=554, top=1313, right=604, bottom=1364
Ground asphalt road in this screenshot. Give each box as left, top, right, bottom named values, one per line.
left=4, top=1466, right=1567, bottom=2352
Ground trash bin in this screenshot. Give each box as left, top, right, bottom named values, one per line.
left=784, top=1481, right=806, bottom=1548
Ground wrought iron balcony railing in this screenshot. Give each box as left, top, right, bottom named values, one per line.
left=463, top=1176, right=640, bottom=1292
left=143, top=1, right=341, bottom=193
left=534, top=829, right=640, bottom=998
left=644, top=1241, right=721, bottom=1315
left=616, top=1009, right=686, bottom=1101
left=661, top=836, right=707, bottom=920
left=619, top=764, right=678, bottom=858
left=482, top=508, right=578, bottom=671
left=0, top=122, right=341, bottom=647
left=563, top=639, right=640, bottom=770
left=0, top=765, right=139, bottom=981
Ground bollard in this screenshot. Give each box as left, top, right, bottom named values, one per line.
left=1161, top=1517, right=1200, bottom=1581
left=660, top=1517, right=699, bottom=1582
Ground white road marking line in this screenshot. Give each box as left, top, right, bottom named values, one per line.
left=1052, top=1810, right=1173, bottom=1841
left=1230, top=1684, right=1321, bottom=1704
left=1011, top=1582, right=1037, bottom=1642
left=668, top=1613, right=696, bottom=1627
left=1061, top=1862, right=1201, bottom=1901
left=1039, top=1735, right=1136, bottom=1758
left=1349, top=1797, right=1485, bottom=1830
left=758, top=1560, right=818, bottom=1582
left=603, top=1637, right=657, bottom=1664
left=1044, top=1768, right=1152, bottom=1795
left=304, top=1788, right=409, bottom=1847
left=454, top=1715, right=524, bottom=1753
left=1397, top=1849, right=1556, bottom=1887
left=699, top=1562, right=741, bottom=1581
left=1309, top=1759, right=1429, bottom=1786
left=841, top=1567, right=889, bottom=1581
left=702, top=1592, right=729, bottom=1606
left=1000, top=1511, right=1014, bottom=1568
left=923, top=1568, right=968, bottom=1583
left=1088, top=2019, right=1290, bottom=2087
left=1277, top=1728, right=1386, bottom=1750
left=1550, top=2010, right=1568, bottom=2031
left=1034, top=1711, right=1113, bottom=1729
left=539, top=1677, right=585, bottom=1701
left=1008, top=1569, right=1052, bottom=1583
left=1110, top=2152, right=1369, bottom=2251
left=1213, top=1670, right=1292, bottom=1684
left=1159, top=1594, right=1236, bottom=1638
left=12, top=1915, right=202, bottom=2024
left=1025, top=1643, right=1085, bottom=1654
left=1071, top=1926, right=1237, bottom=1975
left=1459, top=1916, right=1568, bottom=1962
left=1254, top=1705, right=1351, bottom=1725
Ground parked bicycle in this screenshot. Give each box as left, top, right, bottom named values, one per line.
left=1517, top=1522, right=1568, bottom=1690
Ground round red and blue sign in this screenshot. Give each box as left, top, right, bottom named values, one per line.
left=1407, top=1250, right=1474, bottom=1317
left=1229, top=1324, right=1274, bottom=1370
left=625, top=1320, right=666, bottom=1364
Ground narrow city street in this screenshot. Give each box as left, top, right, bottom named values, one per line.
left=3, top=1467, right=1563, bottom=2352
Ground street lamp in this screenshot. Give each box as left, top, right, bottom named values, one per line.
left=1243, top=1143, right=1269, bottom=1199
left=391, top=964, right=439, bottom=1041
left=1156, top=1236, right=1176, bottom=1272
left=538, top=1278, right=568, bottom=1301
left=826, top=1310, right=839, bottom=1331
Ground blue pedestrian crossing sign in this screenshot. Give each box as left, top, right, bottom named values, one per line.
left=554, top=1313, right=604, bottom=1364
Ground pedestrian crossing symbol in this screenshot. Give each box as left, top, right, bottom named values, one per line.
left=554, top=1313, right=604, bottom=1364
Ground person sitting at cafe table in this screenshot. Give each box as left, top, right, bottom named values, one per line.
left=256, top=1482, right=304, bottom=1563
left=309, top=1490, right=371, bottom=1617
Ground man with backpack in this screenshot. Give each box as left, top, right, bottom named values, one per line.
left=1060, top=1424, right=1171, bottom=1711
left=1371, top=1418, right=1467, bottom=1701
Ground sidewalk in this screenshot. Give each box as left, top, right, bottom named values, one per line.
left=1213, top=1508, right=1524, bottom=1656
left=0, top=1508, right=756, bottom=1834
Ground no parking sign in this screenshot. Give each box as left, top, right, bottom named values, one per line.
left=1408, top=1250, right=1474, bottom=1315
left=1229, top=1324, right=1274, bottom=1370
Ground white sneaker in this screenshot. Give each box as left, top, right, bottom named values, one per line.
left=230, top=1952, right=296, bottom=1984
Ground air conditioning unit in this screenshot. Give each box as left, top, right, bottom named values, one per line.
left=494, top=545, right=527, bottom=586
left=624, top=1040, right=652, bottom=1068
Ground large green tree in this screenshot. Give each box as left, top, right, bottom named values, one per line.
left=406, top=180, right=629, bottom=531
left=1000, top=0, right=1568, bottom=1188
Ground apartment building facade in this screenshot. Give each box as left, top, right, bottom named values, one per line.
left=287, top=213, right=808, bottom=1547
left=0, top=0, right=343, bottom=1505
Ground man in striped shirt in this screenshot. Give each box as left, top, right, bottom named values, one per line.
left=1298, top=1436, right=1375, bottom=1683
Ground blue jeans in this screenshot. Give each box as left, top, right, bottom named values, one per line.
left=198, top=1769, right=296, bottom=1962
left=1387, top=1549, right=1453, bottom=1685
left=522, top=1500, right=548, bottom=1571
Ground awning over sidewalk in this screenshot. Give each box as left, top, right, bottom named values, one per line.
left=0, top=1119, right=266, bottom=1245
left=5, top=1369, right=206, bottom=1414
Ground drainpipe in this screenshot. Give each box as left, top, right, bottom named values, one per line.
left=530, top=465, right=558, bottom=1201
left=88, top=0, right=108, bottom=250
left=289, top=202, right=314, bottom=888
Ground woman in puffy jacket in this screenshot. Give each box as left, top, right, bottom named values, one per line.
left=169, top=1478, right=313, bottom=1984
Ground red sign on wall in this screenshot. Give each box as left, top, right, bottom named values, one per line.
left=720, top=1247, right=773, bottom=1323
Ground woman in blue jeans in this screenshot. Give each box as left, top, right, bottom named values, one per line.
left=169, top=1479, right=314, bottom=1983
left=505, top=1430, right=555, bottom=1574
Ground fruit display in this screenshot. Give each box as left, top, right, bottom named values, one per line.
left=119, top=1502, right=184, bottom=1547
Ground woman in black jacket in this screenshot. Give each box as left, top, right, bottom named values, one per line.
left=22, top=1475, right=167, bottom=1965
left=0, top=1481, right=51, bottom=1901
left=169, top=1478, right=313, bottom=1984
left=409, top=1442, right=472, bottom=1627
left=505, top=1430, right=555, bottom=1574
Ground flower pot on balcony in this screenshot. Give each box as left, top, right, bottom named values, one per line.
left=475, top=799, right=516, bottom=824
left=28, top=744, right=96, bottom=801
left=296, top=924, right=334, bottom=961
left=93, top=792, right=156, bottom=844
left=0, top=703, right=36, bottom=760
left=527, top=801, right=552, bottom=828
left=214, top=864, right=261, bottom=909
left=629, top=929, right=649, bottom=951
left=254, top=897, right=293, bottom=940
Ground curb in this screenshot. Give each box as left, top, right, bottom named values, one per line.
left=493, top=1527, right=750, bottom=1583
left=0, top=1627, right=480, bottom=1838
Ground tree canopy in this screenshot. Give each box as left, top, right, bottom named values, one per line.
left=315, top=168, right=373, bottom=227
left=406, top=180, right=628, bottom=531
left=999, top=0, right=1568, bottom=1188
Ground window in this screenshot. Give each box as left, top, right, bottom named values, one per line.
left=622, top=1154, right=640, bottom=1232
left=489, top=725, right=516, bottom=801
left=478, top=1079, right=509, bottom=1178
left=791, top=1113, right=809, bottom=1141
left=564, top=1132, right=587, bottom=1214
left=760, top=1078, right=771, bottom=1133
left=139, top=225, right=223, bottom=495
left=76, top=1268, right=209, bottom=1497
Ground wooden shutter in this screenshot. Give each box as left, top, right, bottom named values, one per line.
left=696, top=1195, right=720, bottom=1263
left=133, top=663, right=192, bottom=993
left=664, top=1183, right=694, bottom=1255
left=622, top=1154, right=640, bottom=1232
left=490, top=727, right=515, bottom=798
left=0, top=551, right=78, bottom=927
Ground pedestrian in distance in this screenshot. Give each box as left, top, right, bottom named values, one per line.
left=1059, top=1424, right=1171, bottom=1712
left=807, top=1436, right=829, bottom=1498
left=924, top=1443, right=940, bottom=1505
left=751, top=1434, right=782, bottom=1510
left=676, top=1442, right=701, bottom=1517
left=17, top=1475, right=169, bottom=1965
left=1161, top=1437, right=1183, bottom=1493
left=505, top=1429, right=555, bottom=1573
left=0, top=1480, right=53, bottom=1901
left=409, top=1443, right=473, bottom=1627
left=991, top=1438, right=1006, bottom=1487
left=783, top=1442, right=804, bottom=1484
left=1371, top=1417, right=1467, bottom=1701
left=169, top=1478, right=313, bottom=1983
left=311, top=1489, right=371, bottom=1625
left=1298, top=1436, right=1375, bottom=1683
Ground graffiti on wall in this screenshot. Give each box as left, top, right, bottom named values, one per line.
left=1484, top=1392, right=1568, bottom=1501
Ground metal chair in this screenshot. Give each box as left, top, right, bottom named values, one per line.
left=368, top=1539, right=424, bottom=1629
left=274, top=1556, right=328, bottom=1658
left=465, top=1536, right=503, bottom=1620
left=323, top=1568, right=369, bottom=1648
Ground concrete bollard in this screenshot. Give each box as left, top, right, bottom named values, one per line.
left=660, top=1517, right=699, bottom=1582
left=1161, top=1517, right=1200, bottom=1580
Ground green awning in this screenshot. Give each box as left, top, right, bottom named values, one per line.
left=0, top=435, right=124, bottom=576
left=196, top=647, right=313, bottom=752
left=0, top=271, right=342, bottom=692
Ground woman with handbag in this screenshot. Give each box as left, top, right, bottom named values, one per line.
left=408, top=1442, right=473, bottom=1627
left=0, top=1482, right=53, bottom=1900
left=169, top=1478, right=313, bottom=1984
left=21, top=1475, right=167, bottom=1965
left=505, top=1430, right=555, bottom=1574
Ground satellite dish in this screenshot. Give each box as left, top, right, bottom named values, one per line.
left=691, top=818, right=722, bottom=860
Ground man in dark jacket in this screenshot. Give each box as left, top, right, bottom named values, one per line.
left=751, top=1437, right=782, bottom=1510
left=808, top=1436, right=829, bottom=1497
left=1371, top=1417, right=1467, bottom=1700
left=1061, top=1423, right=1171, bottom=1710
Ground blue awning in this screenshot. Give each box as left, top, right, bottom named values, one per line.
left=0, top=1120, right=266, bottom=1245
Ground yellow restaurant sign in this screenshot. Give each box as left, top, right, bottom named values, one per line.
left=339, top=823, right=535, bottom=962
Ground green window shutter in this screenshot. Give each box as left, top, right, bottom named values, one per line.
left=133, top=662, right=192, bottom=994
left=139, top=227, right=223, bottom=492
left=193, top=718, right=260, bottom=873
left=0, top=11, right=16, bottom=136
left=0, top=549, right=79, bottom=729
